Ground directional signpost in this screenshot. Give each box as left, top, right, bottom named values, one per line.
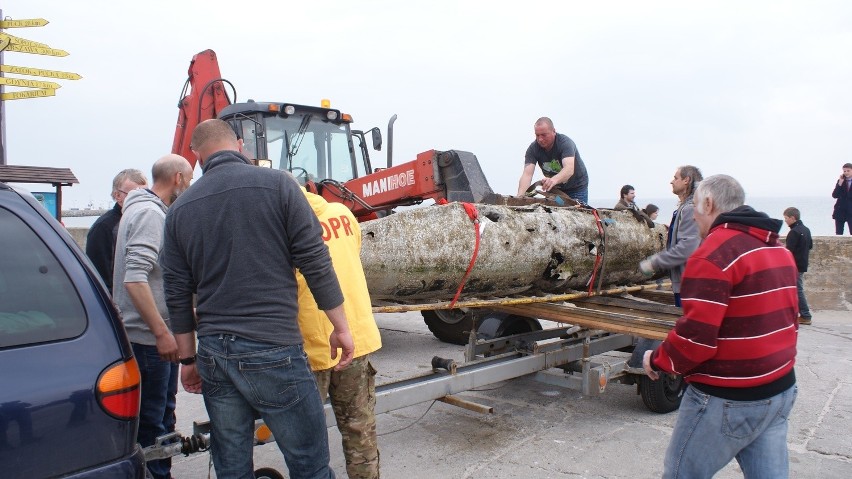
left=0, top=17, right=78, bottom=96
left=1, top=14, right=79, bottom=163
left=0, top=77, right=60, bottom=89
left=0, top=18, right=49, bottom=28
left=3, top=44, right=69, bottom=57
left=0, top=64, right=82, bottom=80
left=0, top=32, right=49, bottom=47
left=1, top=88, right=55, bottom=101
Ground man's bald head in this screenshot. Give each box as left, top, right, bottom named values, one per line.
left=152, top=154, right=192, bottom=184
left=191, top=119, right=240, bottom=164
left=149, top=154, right=194, bottom=206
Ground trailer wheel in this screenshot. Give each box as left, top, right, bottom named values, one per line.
left=422, top=309, right=474, bottom=345
left=254, top=467, right=285, bottom=479
left=639, top=374, right=685, bottom=413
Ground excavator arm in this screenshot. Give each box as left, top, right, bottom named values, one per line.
left=319, top=149, right=495, bottom=220
left=171, top=49, right=233, bottom=167
left=170, top=50, right=497, bottom=221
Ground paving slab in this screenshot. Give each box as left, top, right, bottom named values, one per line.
left=170, top=310, right=852, bottom=478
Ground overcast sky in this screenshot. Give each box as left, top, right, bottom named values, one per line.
left=3, top=0, right=851, bottom=209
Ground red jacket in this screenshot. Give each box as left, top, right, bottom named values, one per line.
left=651, top=206, right=798, bottom=395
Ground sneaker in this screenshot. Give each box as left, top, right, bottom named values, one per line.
left=798, top=316, right=812, bottom=325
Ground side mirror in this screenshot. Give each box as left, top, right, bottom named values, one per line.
left=371, top=128, right=382, bottom=151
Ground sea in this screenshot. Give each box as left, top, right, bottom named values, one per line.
left=62, top=196, right=841, bottom=237
left=600, top=196, right=838, bottom=237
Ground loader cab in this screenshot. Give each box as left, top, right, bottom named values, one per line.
left=220, top=100, right=380, bottom=186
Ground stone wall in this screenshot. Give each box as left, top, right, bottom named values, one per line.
left=67, top=227, right=88, bottom=252
left=66, top=226, right=850, bottom=311
left=788, top=236, right=851, bottom=311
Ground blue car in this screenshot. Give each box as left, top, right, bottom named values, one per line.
left=0, top=182, right=146, bottom=478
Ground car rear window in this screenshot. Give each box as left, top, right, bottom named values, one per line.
left=0, top=207, right=86, bottom=348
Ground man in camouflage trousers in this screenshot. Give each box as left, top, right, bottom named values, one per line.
left=296, top=188, right=382, bottom=478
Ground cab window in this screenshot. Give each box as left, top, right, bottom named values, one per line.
left=264, top=116, right=356, bottom=183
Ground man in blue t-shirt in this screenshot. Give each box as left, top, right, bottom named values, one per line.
left=517, top=117, right=589, bottom=204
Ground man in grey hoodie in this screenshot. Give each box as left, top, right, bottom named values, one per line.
left=112, top=154, right=193, bottom=479
left=639, top=165, right=703, bottom=307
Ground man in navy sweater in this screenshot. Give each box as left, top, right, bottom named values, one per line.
left=161, top=119, right=354, bottom=478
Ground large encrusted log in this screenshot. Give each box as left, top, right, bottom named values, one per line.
left=360, top=202, right=667, bottom=301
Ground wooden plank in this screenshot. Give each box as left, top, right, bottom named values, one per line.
left=571, top=295, right=682, bottom=319
left=632, top=289, right=677, bottom=305
left=493, top=303, right=673, bottom=341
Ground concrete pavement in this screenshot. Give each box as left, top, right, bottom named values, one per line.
left=170, top=310, right=852, bottom=478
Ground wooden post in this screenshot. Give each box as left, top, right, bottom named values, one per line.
left=0, top=7, right=6, bottom=165
left=55, top=182, right=62, bottom=222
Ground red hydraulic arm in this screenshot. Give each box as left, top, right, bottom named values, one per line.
left=321, top=150, right=443, bottom=220
left=171, top=49, right=233, bottom=168
left=320, top=149, right=495, bottom=221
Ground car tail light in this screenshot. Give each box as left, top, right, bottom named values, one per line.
left=97, top=357, right=141, bottom=419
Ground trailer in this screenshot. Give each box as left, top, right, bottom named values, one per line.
left=143, top=282, right=684, bottom=476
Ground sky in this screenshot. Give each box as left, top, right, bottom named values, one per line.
left=3, top=0, right=852, bottom=210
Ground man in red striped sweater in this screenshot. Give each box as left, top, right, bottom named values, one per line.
left=643, top=174, right=799, bottom=479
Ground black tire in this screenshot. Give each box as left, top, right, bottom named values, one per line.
left=476, top=313, right=542, bottom=341
left=254, top=467, right=285, bottom=479
left=422, top=309, right=475, bottom=345
left=639, top=374, right=685, bottom=413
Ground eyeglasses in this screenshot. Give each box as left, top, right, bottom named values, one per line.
left=115, top=189, right=129, bottom=196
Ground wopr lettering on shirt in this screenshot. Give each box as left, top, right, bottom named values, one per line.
left=320, top=215, right=354, bottom=242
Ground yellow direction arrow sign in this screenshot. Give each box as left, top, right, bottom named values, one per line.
left=4, top=44, right=69, bottom=57
left=0, top=77, right=61, bottom=89
left=0, top=65, right=82, bottom=80
left=0, top=35, right=8, bottom=51
left=0, top=33, right=49, bottom=47
left=0, top=18, right=49, bottom=28
left=1, top=88, right=56, bottom=101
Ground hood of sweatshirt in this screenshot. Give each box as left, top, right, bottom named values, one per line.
left=122, top=188, right=167, bottom=215
left=300, top=187, right=329, bottom=216
left=710, top=205, right=783, bottom=245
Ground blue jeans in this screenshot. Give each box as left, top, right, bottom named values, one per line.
left=566, top=188, right=588, bottom=205
left=796, top=273, right=811, bottom=319
left=196, top=334, right=334, bottom=479
left=132, top=343, right=178, bottom=479
left=664, top=384, right=797, bottom=479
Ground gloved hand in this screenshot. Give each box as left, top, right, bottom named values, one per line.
left=639, top=259, right=654, bottom=276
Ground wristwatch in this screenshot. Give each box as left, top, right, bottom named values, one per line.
left=179, top=355, right=197, bottom=366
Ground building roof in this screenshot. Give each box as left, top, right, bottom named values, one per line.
left=0, top=165, right=79, bottom=185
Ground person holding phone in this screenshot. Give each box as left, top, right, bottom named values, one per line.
left=832, top=162, right=852, bottom=235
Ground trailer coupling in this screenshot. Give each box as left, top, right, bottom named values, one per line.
left=142, top=430, right=210, bottom=462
